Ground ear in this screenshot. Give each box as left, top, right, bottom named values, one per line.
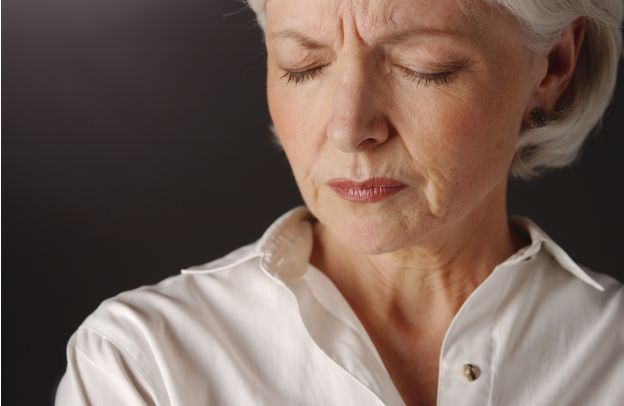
left=527, top=17, right=586, bottom=116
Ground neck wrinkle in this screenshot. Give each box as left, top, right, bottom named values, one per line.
left=309, top=198, right=525, bottom=334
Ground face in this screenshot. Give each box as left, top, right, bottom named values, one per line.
left=265, top=0, right=539, bottom=254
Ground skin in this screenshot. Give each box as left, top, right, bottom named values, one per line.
left=263, top=0, right=585, bottom=404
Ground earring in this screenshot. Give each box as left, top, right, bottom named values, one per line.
left=524, top=107, right=548, bottom=129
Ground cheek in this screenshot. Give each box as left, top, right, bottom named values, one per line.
left=267, top=70, right=302, bottom=160
left=440, top=105, right=514, bottom=170
left=267, top=70, right=319, bottom=195
left=397, top=83, right=520, bottom=214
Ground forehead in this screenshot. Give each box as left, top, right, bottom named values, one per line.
left=265, top=0, right=489, bottom=42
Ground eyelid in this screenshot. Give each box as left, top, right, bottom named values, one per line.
left=400, top=55, right=471, bottom=71
left=279, top=64, right=329, bottom=85
left=393, top=56, right=471, bottom=85
left=279, top=59, right=468, bottom=86
left=395, top=65, right=458, bottom=86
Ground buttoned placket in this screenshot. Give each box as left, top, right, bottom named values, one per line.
left=435, top=262, right=510, bottom=405
left=253, top=208, right=606, bottom=406
left=256, top=209, right=536, bottom=406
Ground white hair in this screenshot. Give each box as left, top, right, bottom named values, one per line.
left=244, top=0, right=623, bottom=180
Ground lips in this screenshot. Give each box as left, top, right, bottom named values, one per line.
left=327, top=178, right=406, bottom=203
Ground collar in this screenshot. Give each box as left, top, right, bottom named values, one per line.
left=506, top=215, right=605, bottom=291
left=184, top=205, right=605, bottom=292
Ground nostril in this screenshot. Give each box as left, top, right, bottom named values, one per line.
left=363, top=137, right=381, bottom=147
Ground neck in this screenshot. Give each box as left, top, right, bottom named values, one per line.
left=309, top=187, right=529, bottom=337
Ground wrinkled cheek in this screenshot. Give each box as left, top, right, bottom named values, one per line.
left=404, top=98, right=507, bottom=218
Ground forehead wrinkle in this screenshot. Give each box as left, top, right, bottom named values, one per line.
left=332, top=0, right=406, bottom=37
left=368, top=0, right=402, bottom=29
left=341, top=0, right=478, bottom=44
left=268, top=0, right=487, bottom=49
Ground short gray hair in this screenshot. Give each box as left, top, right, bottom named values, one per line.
left=244, top=0, right=623, bottom=180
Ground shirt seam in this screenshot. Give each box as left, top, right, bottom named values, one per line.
left=73, top=345, right=151, bottom=406
left=81, top=325, right=168, bottom=406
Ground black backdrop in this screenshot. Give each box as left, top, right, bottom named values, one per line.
left=3, top=0, right=623, bottom=404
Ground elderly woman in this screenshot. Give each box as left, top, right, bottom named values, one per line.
left=56, top=0, right=623, bottom=405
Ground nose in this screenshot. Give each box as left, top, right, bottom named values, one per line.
left=326, top=60, right=391, bottom=153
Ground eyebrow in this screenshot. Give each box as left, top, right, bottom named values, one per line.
left=268, top=27, right=464, bottom=49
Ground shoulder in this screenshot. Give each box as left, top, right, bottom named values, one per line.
left=524, top=257, right=624, bottom=366
left=525, top=237, right=624, bottom=318
left=492, top=256, right=624, bottom=403
left=579, top=263, right=624, bottom=294
left=576, top=264, right=624, bottom=323
left=497, top=248, right=624, bottom=359
left=537, top=253, right=624, bottom=328
left=77, top=241, right=278, bottom=349
left=57, top=241, right=287, bottom=404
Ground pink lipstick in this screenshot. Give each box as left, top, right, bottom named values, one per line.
left=328, top=178, right=406, bottom=203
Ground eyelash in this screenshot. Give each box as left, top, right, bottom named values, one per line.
left=280, top=64, right=457, bottom=86
left=280, top=66, right=328, bottom=85
left=396, top=66, right=455, bottom=86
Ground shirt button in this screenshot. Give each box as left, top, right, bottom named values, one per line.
left=462, top=363, right=481, bottom=381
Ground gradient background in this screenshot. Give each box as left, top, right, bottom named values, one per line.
left=3, top=0, right=623, bottom=404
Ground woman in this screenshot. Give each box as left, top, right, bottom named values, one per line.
left=56, top=0, right=623, bottom=405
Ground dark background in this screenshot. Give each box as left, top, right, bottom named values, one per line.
left=3, top=0, right=623, bottom=404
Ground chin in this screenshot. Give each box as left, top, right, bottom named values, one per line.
left=330, top=211, right=411, bottom=255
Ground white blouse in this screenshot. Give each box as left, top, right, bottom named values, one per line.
left=56, top=205, right=624, bottom=406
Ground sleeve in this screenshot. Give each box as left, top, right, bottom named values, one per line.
left=55, top=326, right=164, bottom=406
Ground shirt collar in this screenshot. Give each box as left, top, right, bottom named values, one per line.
left=506, top=215, right=605, bottom=291
left=256, top=206, right=316, bottom=284
left=194, top=205, right=605, bottom=292
left=182, top=206, right=317, bottom=278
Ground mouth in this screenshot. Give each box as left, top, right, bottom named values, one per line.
left=327, top=178, right=407, bottom=203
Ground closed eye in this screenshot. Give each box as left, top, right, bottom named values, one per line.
left=395, top=66, right=457, bottom=86
left=280, top=64, right=328, bottom=85
left=280, top=63, right=462, bottom=86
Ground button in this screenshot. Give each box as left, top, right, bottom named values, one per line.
left=462, top=363, right=481, bottom=381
